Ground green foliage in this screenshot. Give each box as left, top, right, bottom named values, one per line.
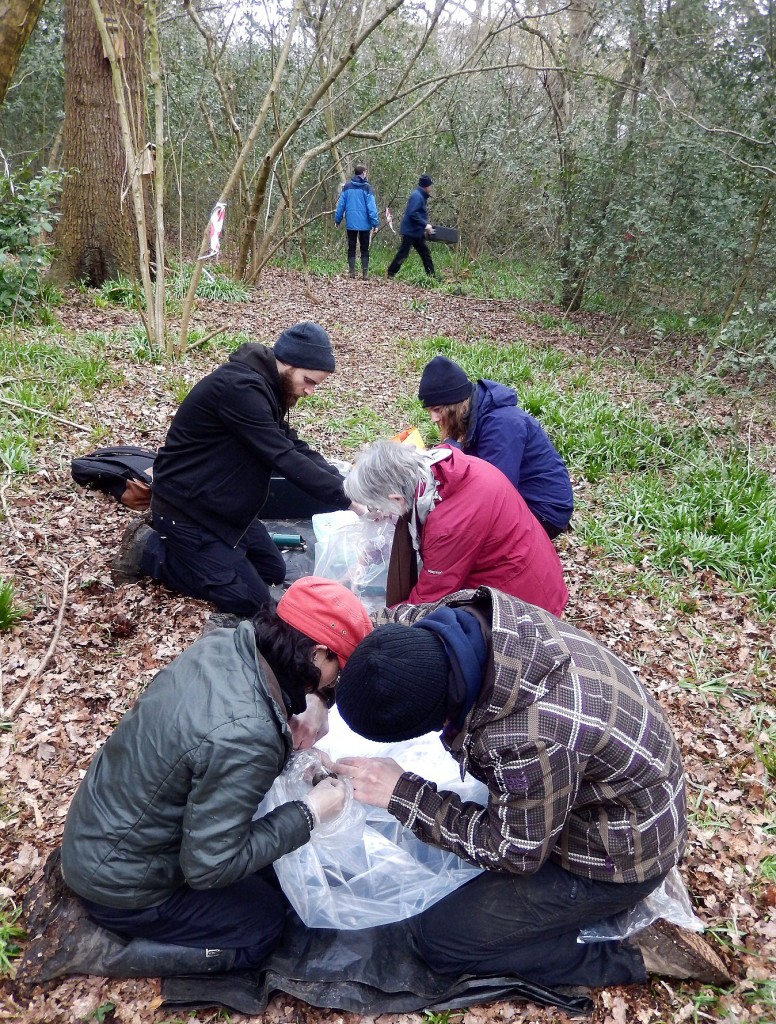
left=0, top=165, right=64, bottom=323
left=0, top=901, right=24, bottom=973
left=85, top=1003, right=116, bottom=1024
left=98, top=275, right=140, bottom=308
left=0, top=331, right=120, bottom=472
left=0, top=579, right=25, bottom=632
left=169, top=264, right=250, bottom=303
left=169, top=374, right=193, bottom=405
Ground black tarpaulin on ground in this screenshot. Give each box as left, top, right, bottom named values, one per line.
left=161, top=914, right=593, bottom=1016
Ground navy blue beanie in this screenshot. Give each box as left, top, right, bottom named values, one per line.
left=274, top=321, right=335, bottom=372
left=418, top=174, right=433, bottom=188
left=418, top=356, right=471, bottom=407
left=336, top=624, right=450, bottom=742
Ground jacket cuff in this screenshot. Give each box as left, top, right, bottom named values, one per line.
left=388, top=771, right=434, bottom=829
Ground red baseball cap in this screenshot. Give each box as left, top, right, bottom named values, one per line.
left=276, top=576, right=373, bottom=668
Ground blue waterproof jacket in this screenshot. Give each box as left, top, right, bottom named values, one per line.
left=459, top=379, right=574, bottom=530
left=335, top=177, right=379, bottom=230
left=400, top=186, right=430, bottom=238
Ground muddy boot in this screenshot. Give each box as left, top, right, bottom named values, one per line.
left=21, top=849, right=69, bottom=935
left=17, top=899, right=235, bottom=985
left=111, top=518, right=153, bottom=586
left=348, top=258, right=357, bottom=279
left=361, top=258, right=369, bottom=280
left=629, top=919, right=731, bottom=986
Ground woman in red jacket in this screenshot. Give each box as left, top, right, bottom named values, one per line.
left=345, top=441, right=568, bottom=616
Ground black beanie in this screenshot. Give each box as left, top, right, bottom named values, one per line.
left=418, top=356, right=472, bottom=407
left=273, top=321, right=335, bottom=372
left=336, top=624, right=450, bottom=742
left=418, top=174, right=433, bottom=188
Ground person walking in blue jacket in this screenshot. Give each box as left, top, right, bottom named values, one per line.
left=387, top=174, right=435, bottom=279
left=418, top=355, right=574, bottom=537
left=334, top=164, right=379, bottom=279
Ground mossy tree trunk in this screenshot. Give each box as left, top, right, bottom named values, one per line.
left=51, top=0, right=150, bottom=287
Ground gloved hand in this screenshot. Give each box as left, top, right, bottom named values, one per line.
left=303, top=776, right=348, bottom=826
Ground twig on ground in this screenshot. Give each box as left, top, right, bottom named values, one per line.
left=0, top=396, right=92, bottom=432
left=1, top=565, right=70, bottom=720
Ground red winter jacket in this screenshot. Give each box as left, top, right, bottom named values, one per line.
left=408, top=447, right=568, bottom=616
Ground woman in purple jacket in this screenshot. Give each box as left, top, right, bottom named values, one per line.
left=418, top=356, right=573, bottom=538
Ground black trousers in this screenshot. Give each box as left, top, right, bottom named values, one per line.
left=408, top=859, right=665, bottom=989
left=387, top=234, right=435, bottom=277
left=81, top=871, right=287, bottom=971
left=347, top=229, right=371, bottom=260
left=141, top=510, right=286, bottom=615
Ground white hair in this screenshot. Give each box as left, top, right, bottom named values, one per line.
left=345, top=441, right=433, bottom=513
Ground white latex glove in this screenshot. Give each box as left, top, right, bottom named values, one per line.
left=303, top=776, right=348, bottom=825
left=289, top=693, right=329, bottom=750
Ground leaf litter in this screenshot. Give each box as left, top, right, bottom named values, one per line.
left=1, top=268, right=774, bottom=1023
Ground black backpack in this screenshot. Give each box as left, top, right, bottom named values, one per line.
left=71, top=445, right=156, bottom=509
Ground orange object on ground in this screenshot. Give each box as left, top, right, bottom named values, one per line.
left=390, top=427, right=425, bottom=450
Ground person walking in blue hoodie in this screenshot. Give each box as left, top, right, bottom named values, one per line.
left=334, top=164, right=379, bottom=279
left=387, top=174, right=435, bottom=279
left=418, top=355, right=574, bottom=538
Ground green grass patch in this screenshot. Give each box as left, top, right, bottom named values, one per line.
left=0, top=331, right=122, bottom=472
left=0, top=901, right=24, bottom=973
left=0, top=579, right=25, bottom=631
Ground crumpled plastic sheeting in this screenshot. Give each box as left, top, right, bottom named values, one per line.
left=259, top=721, right=487, bottom=929
left=578, top=864, right=705, bottom=942
left=161, top=912, right=594, bottom=1017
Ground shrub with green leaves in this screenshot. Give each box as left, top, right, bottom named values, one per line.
left=0, top=164, right=64, bottom=323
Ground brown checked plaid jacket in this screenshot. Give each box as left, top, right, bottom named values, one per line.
left=375, top=588, right=686, bottom=884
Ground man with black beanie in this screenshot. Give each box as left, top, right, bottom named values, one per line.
left=387, top=174, right=436, bottom=279
left=111, top=322, right=362, bottom=614
left=334, top=586, right=730, bottom=995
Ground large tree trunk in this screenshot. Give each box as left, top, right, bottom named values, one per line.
left=52, top=0, right=148, bottom=286
left=0, top=0, right=46, bottom=107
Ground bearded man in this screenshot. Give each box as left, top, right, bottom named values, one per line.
left=112, top=322, right=360, bottom=614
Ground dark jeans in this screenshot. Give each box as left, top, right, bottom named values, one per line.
left=141, top=510, right=286, bottom=615
left=347, top=229, right=371, bottom=260
left=387, top=234, right=435, bottom=277
left=408, top=860, right=664, bottom=988
left=81, top=871, right=287, bottom=971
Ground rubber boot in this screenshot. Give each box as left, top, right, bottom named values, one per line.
left=348, top=258, right=357, bottom=279
left=17, top=895, right=236, bottom=985
left=361, top=257, right=369, bottom=280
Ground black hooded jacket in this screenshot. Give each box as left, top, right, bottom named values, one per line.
left=152, top=343, right=349, bottom=546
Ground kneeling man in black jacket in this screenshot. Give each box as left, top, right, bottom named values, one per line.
left=112, top=321, right=362, bottom=613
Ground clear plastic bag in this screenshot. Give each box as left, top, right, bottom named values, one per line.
left=577, top=865, right=705, bottom=943
left=312, top=513, right=395, bottom=612
left=259, top=715, right=487, bottom=930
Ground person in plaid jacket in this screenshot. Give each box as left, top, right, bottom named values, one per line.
left=335, top=586, right=729, bottom=992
